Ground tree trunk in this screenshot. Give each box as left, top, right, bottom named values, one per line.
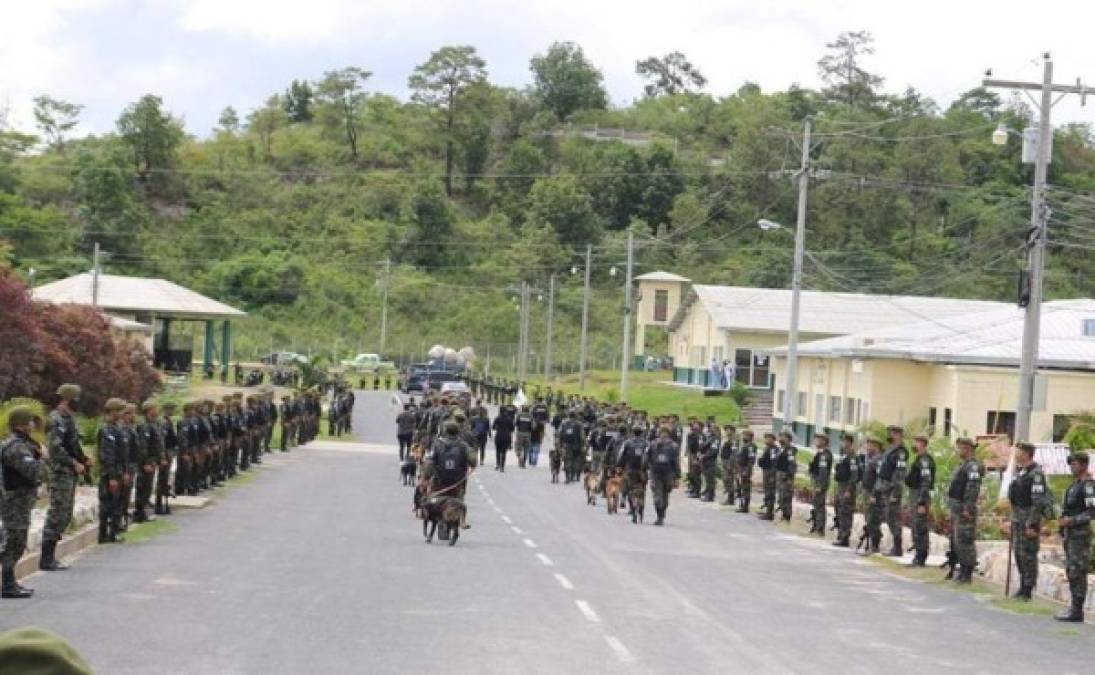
left=444, top=110, right=454, bottom=196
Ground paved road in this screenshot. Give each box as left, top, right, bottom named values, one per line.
left=4, top=390, right=1094, bottom=674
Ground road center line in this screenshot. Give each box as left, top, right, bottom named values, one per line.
left=603, top=636, right=634, bottom=663
left=575, top=600, right=600, bottom=623
left=553, top=573, right=574, bottom=590
left=511, top=526, right=524, bottom=535
left=523, top=538, right=538, bottom=549
left=500, top=515, right=512, bottom=524
left=536, top=553, right=554, bottom=566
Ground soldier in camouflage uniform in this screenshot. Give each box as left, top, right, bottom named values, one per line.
left=97, top=398, right=127, bottom=544
left=905, top=434, right=936, bottom=567
left=133, top=401, right=163, bottom=523
left=807, top=433, right=832, bottom=535
left=878, top=425, right=909, bottom=556
left=119, top=403, right=140, bottom=529
left=719, top=425, right=738, bottom=506
left=41, top=384, right=92, bottom=571
left=698, top=421, right=719, bottom=502
left=280, top=395, right=295, bottom=452
left=946, top=437, right=983, bottom=584
left=832, top=433, right=860, bottom=547
left=735, top=429, right=757, bottom=513
left=156, top=402, right=177, bottom=515
left=774, top=431, right=797, bottom=522
left=757, top=432, right=778, bottom=520
left=1056, top=452, right=1095, bottom=622
left=1, top=406, right=45, bottom=598
left=1007, top=441, right=1052, bottom=600
left=859, top=436, right=884, bottom=554
left=648, top=426, right=680, bottom=526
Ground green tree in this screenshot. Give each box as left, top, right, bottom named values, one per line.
left=408, top=46, right=488, bottom=195
left=527, top=176, right=601, bottom=248
left=635, top=52, right=707, bottom=97
left=529, top=41, right=608, bottom=121
left=32, top=95, right=83, bottom=152
left=115, top=94, right=184, bottom=191
left=404, top=179, right=454, bottom=267
left=217, top=106, right=241, bottom=135
left=283, top=80, right=315, bottom=123
left=817, top=30, right=883, bottom=107
left=72, top=145, right=144, bottom=259
left=315, top=67, right=372, bottom=161
left=246, top=96, right=287, bottom=160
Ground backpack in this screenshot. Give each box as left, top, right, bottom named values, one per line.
left=651, top=442, right=673, bottom=470
left=434, top=440, right=466, bottom=486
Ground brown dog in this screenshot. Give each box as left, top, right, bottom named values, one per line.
left=605, top=470, right=623, bottom=515
left=583, top=465, right=598, bottom=505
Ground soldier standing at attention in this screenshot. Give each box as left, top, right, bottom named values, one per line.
left=1056, top=452, right=1095, bottom=622
left=119, top=403, right=140, bottom=530
left=774, top=431, right=797, bottom=522
left=832, top=433, right=860, bottom=547
left=859, top=436, right=884, bottom=555
left=735, top=429, right=757, bottom=513
left=685, top=420, right=703, bottom=498
left=757, top=432, right=779, bottom=520
left=156, top=402, right=177, bottom=516
left=41, top=384, right=92, bottom=572
left=807, top=433, right=832, bottom=535
left=905, top=434, right=936, bottom=567
left=134, top=401, right=163, bottom=524
left=648, top=425, right=680, bottom=526
left=946, top=437, right=983, bottom=584
left=279, top=395, right=294, bottom=453
left=1008, top=441, right=1052, bottom=600
left=699, top=422, right=719, bottom=502
left=1, top=406, right=45, bottom=598
left=879, top=425, right=909, bottom=556
left=98, top=399, right=127, bottom=544
left=720, top=425, right=738, bottom=506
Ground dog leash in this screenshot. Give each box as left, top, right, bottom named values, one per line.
left=423, top=467, right=477, bottom=499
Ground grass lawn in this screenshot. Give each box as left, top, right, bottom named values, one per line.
left=522, top=370, right=742, bottom=423
left=123, top=517, right=177, bottom=543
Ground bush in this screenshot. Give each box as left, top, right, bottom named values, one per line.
left=1063, top=416, right=1095, bottom=452
left=728, top=382, right=752, bottom=407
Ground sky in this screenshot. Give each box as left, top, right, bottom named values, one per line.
left=1, top=0, right=1093, bottom=138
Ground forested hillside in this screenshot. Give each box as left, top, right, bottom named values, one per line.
left=2, top=32, right=1094, bottom=371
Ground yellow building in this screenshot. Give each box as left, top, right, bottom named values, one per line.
left=666, top=284, right=1006, bottom=389
left=765, top=299, right=1095, bottom=443
left=632, top=270, right=690, bottom=360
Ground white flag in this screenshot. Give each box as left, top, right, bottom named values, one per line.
left=513, top=388, right=528, bottom=407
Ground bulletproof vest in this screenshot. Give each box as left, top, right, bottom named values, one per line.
left=161, top=418, right=177, bottom=450
left=650, top=440, right=675, bottom=472
left=1008, top=464, right=1042, bottom=508
left=834, top=455, right=853, bottom=483
left=719, top=440, right=736, bottom=460
left=516, top=414, right=533, bottom=433
left=905, top=454, right=935, bottom=490
left=737, top=442, right=757, bottom=467
left=757, top=445, right=776, bottom=469
left=434, top=438, right=466, bottom=485
left=141, top=422, right=162, bottom=454
left=186, top=419, right=202, bottom=448
left=947, top=459, right=980, bottom=500
left=879, top=446, right=907, bottom=481
left=625, top=440, right=647, bottom=471
left=810, top=450, right=831, bottom=481
left=560, top=422, right=582, bottom=446
left=1, top=435, right=38, bottom=491
left=774, top=446, right=795, bottom=472
left=1062, top=478, right=1095, bottom=519
left=51, top=412, right=79, bottom=457
left=862, top=455, right=880, bottom=491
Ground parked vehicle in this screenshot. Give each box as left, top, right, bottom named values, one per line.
left=402, top=374, right=427, bottom=394
left=260, top=351, right=307, bottom=366
left=439, top=381, right=469, bottom=396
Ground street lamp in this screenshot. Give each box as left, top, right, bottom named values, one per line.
left=760, top=216, right=805, bottom=435
left=992, top=123, right=1010, bottom=146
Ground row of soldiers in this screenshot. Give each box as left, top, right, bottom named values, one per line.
left=0, top=383, right=328, bottom=599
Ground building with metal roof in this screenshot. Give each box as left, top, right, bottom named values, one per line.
left=666, top=284, right=1010, bottom=389
left=761, top=299, right=1095, bottom=444
left=33, top=272, right=245, bottom=375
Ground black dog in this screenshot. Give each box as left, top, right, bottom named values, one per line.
left=400, top=459, right=417, bottom=486
left=423, top=496, right=466, bottom=547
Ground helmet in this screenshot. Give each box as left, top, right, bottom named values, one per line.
left=56, top=384, right=81, bottom=401
left=104, top=398, right=126, bottom=414
left=6, top=405, right=35, bottom=431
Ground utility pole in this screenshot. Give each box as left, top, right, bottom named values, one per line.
left=783, top=118, right=811, bottom=431
left=379, top=258, right=390, bottom=355
left=620, top=230, right=635, bottom=400
left=91, top=241, right=101, bottom=308
left=518, top=281, right=531, bottom=381
left=578, top=244, right=592, bottom=391
left=544, top=273, right=555, bottom=381
left=983, top=55, right=1090, bottom=442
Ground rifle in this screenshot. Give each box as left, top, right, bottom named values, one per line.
left=807, top=508, right=817, bottom=528
left=941, top=549, right=958, bottom=580
left=855, top=523, right=870, bottom=552
left=1004, top=524, right=1015, bottom=596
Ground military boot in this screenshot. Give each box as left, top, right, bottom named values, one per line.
left=98, top=517, right=110, bottom=544
left=39, top=540, right=69, bottom=571
left=1054, top=600, right=1084, bottom=622
left=832, top=537, right=850, bottom=548
left=1, top=568, right=32, bottom=599
left=133, top=508, right=149, bottom=524
left=953, top=565, right=972, bottom=584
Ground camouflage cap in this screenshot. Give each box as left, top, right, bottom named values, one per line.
left=221, top=395, right=233, bottom=403
left=763, top=431, right=776, bottom=439
left=741, top=429, right=754, bottom=437
left=955, top=437, right=975, bottom=449
left=231, top=391, right=244, bottom=400
left=865, top=435, right=883, bottom=446
left=123, top=403, right=138, bottom=415
left=841, top=432, right=856, bottom=442
left=1016, top=441, right=1036, bottom=454
left=140, top=401, right=158, bottom=414
left=914, top=434, right=929, bottom=443
left=104, top=398, right=126, bottom=414
left=0, top=627, right=95, bottom=675
left=1068, top=451, right=1090, bottom=465
left=214, top=401, right=226, bottom=410
left=778, top=430, right=793, bottom=441
left=886, top=424, right=905, bottom=434
left=6, top=405, right=35, bottom=431
left=56, top=383, right=81, bottom=401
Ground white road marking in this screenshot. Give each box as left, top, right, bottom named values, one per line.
left=575, top=600, right=601, bottom=623
left=904, top=606, right=946, bottom=614
left=523, top=538, right=538, bottom=549
left=492, top=505, right=502, bottom=514
left=501, top=515, right=512, bottom=524
left=511, top=526, right=524, bottom=535
left=554, top=573, right=574, bottom=590
left=536, top=553, right=554, bottom=566
left=604, top=636, right=634, bottom=663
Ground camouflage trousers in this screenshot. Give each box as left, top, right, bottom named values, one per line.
left=281, top=423, right=294, bottom=452
left=650, top=473, right=673, bottom=515
left=134, top=465, right=154, bottom=513
left=1, top=488, right=36, bottom=567
left=911, top=505, right=931, bottom=560
left=776, top=472, right=793, bottom=519
left=949, top=502, right=978, bottom=569
left=686, top=456, right=701, bottom=494
left=515, top=433, right=530, bottom=468
left=864, top=492, right=883, bottom=547
left=43, top=470, right=78, bottom=543
left=155, top=457, right=173, bottom=502
left=835, top=484, right=857, bottom=541
left=1064, top=533, right=1090, bottom=606
left=762, top=469, right=777, bottom=509
left=722, top=460, right=739, bottom=502
left=1012, top=521, right=1040, bottom=591
left=738, top=467, right=754, bottom=509
left=701, top=462, right=717, bottom=498
left=884, top=487, right=904, bottom=549
left=590, top=451, right=605, bottom=476
left=811, top=482, right=829, bottom=530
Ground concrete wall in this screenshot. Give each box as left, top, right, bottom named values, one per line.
left=634, top=279, right=686, bottom=355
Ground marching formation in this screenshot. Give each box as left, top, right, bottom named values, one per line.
left=0, top=383, right=336, bottom=600
left=396, top=387, right=1095, bottom=622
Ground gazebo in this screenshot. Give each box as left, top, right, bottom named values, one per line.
left=32, top=272, right=245, bottom=376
